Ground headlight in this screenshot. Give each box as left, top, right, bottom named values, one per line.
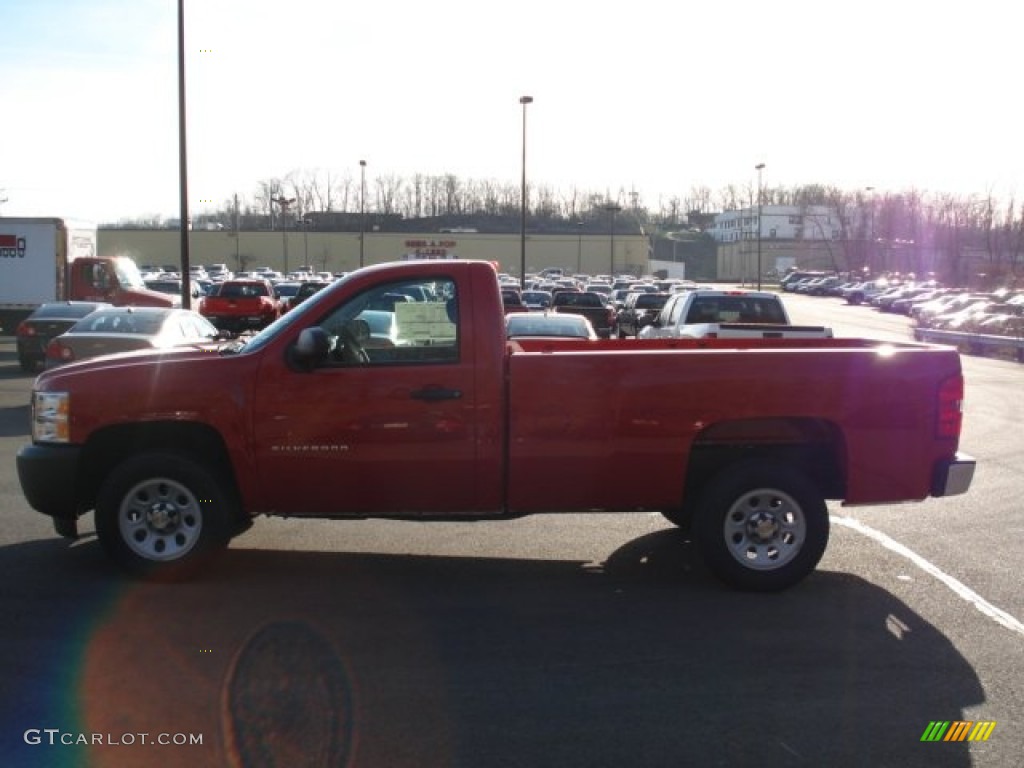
left=33, top=391, right=70, bottom=443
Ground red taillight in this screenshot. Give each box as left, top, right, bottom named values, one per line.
left=16, top=322, right=34, bottom=337
left=45, top=340, right=73, bottom=362
left=937, top=374, right=964, bottom=439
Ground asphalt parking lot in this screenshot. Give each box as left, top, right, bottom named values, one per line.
left=0, top=301, right=1021, bottom=767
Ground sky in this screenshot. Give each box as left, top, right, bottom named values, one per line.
left=2, top=0, right=1023, bottom=224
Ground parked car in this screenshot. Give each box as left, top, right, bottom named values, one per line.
left=804, top=276, right=842, bottom=296
left=273, top=281, right=303, bottom=308
left=780, top=270, right=827, bottom=291
left=912, top=292, right=973, bottom=323
left=44, top=306, right=225, bottom=368
left=15, top=301, right=112, bottom=372
left=843, top=280, right=891, bottom=305
left=285, top=281, right=330, bottom=312
left=550, top=290, right=616, bottom=337
left=615, top=292, right=670, bottom=337
left=928, top=300, right=997, bottom=331
left=520, top=290, right=553, bottom=310
left=973, top=303, right=1024, bottom=335
left=501, top=288, right=529, bottom=314
left=891, top=289, right=947, bottom=315
left=506, top=312, right=598, bottom=340
left=144, top=277, right=205, bottom=302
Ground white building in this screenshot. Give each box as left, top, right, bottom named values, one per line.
left=711, top=204, right=846, bottom=281
left=710, top=204, right=842, bottom=244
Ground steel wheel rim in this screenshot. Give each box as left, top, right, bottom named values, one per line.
left=118, top=477, right=203, bottom=562
left=722, top=487, right=806, bottom=571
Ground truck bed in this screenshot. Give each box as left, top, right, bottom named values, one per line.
left=506, top=336, right=960, bottom=510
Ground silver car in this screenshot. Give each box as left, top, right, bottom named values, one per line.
left=45, top=306, right=224, bottom=368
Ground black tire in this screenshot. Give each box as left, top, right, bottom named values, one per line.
left=18, top=354, right=38, bottom=374
left=693, top=461, right=829, bottom=592
left=95, top=453, right=236, bottom=580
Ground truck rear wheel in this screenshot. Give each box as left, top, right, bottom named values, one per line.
left=95, top=453, right=235, bottom=580
left=694, top=461, right=828, bottom=591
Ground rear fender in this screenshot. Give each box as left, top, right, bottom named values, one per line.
left=682, top=417, right=846, bottom=507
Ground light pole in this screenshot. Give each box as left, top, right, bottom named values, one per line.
left=359, top=159, right=367, bottom=268
left=519, top=95, right=533, bottom=286
left=865, top=186, right=875, bottom=275
left=273, top=195, right=296, bottom=274
left=755, top=163, right=765, bottom=290
left=605, top=203, right=622, bottom=277
left=576, top=220, right=583, bottom=275
left=301, top=214, right=309, bottom=267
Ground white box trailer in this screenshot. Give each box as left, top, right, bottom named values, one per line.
left=0, top=217, right=98, bottom=330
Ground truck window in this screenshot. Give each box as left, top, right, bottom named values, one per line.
left=88, top=263, right=111, bottom=292
left=668, top=294, right=687, bottom=325
left=317, top=277, right=459, bottom=366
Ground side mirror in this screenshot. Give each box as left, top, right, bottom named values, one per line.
left=293, top=327, right=329, bottom=367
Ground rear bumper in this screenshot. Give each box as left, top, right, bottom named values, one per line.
left=207, top=315, right=273, bottom=331
left=931, top=452, right=976, bottom=497
left=16, top=443, right=82, bottom=516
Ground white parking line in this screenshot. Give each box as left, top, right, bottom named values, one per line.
left=831, top=515, right=1024, bottom=639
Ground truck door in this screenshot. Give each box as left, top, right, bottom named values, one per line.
left=70, top=260, right=116, bottom=302
left=252, top=276, right=482, bottom=516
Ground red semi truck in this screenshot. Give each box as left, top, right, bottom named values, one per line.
left=0, top=217, right=174, bottom=334
left=16, top=260, right=975, bottom=590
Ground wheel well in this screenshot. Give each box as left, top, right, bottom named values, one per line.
left=680, top=418, right=846, bottom=512
left=79, top=422, right=241, bottom=518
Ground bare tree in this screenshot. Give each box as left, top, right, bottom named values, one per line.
left=375, top=174, right=402, bottom=216
left=253, top=178, right=284, bottom=228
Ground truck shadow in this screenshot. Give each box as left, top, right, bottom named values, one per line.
left=0, top=404, right=30, bottom=437
left=0, top=531, right=982, bottom=768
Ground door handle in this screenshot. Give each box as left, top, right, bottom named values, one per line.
left=410, top=387, right=462, bottom=401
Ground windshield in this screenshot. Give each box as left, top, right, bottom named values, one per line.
left=112, top=257, right=147, bottom=290
left=227, top=273, right=352, bottom=355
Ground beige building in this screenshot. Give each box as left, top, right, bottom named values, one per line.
left=99, top=229, right=651, bottom=279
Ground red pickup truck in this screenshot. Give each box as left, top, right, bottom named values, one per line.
left=16, top=260, right=975, bottom=591
left=198, top=278, right=281, bottom=332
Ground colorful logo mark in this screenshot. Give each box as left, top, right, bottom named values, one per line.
left=921, top=721, right=996, bottom=742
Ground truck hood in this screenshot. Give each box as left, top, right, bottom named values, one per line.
left=35, top=342, right=231, bottom=384
left=123, top=287, right=180, bottom=308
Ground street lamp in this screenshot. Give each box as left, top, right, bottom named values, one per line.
left=576, top=220, right=583, bottom=275
left=359, top=159, right=367, bottom=268
left=605, top=203, right=622, bottom=276
left=865, top=186, right=875, bottom=275
left=301, top=214, right=309, bottom=266
left=272, top=195, right=296, bottom=274
left=755, top=163, right=765, bottom=290
left=519, top=95, right=533, bottom=286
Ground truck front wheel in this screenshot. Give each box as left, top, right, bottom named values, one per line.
left=95, top=453, right=235, bottom=580
left=694, top=461, right=828, bottom=591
